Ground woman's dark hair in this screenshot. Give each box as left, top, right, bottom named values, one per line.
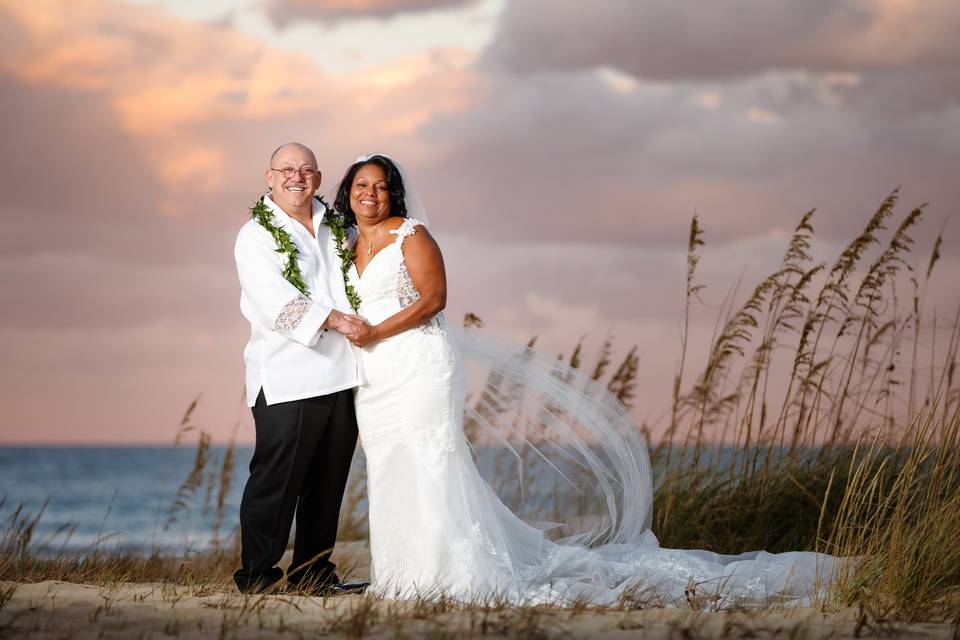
left=333, top=155, right=407, bottom=225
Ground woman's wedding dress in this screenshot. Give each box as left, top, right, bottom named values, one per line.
left=350, top=218, right=838, bottom=607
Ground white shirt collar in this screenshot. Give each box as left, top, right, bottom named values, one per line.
left=262, top=193, right=328, bottom=238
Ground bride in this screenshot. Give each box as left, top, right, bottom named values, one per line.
left=334, top=154, right=838, bottom=607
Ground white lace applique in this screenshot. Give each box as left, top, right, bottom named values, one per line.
left=375, top=521, right=416, bottom=595
left=389, top=217, right=425, bottom=241
left=448, top=522, right=519, bottom=598
left=391, top=218, right=448, bottom=340
left=391, top=218, right=426, bottom=306
left=396, top=261, right=422, bottom=310
left=518, top=544, right=561, bottom=582
left=274, top=295, right=311, bottom=335
left=427, top=424, right=458, bottom=454
left=360, top=421, right=458, bottom=458
left=397, top=261, right=446, bottom=336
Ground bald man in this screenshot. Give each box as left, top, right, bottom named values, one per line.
left=233, top=143, right=365, bottom=594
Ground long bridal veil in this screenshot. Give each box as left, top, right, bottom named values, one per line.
left=452, top=327, right=841, bottom=607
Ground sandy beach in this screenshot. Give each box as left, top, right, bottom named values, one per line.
left=3, top=539, right=955, bottom=640
left=4, top=579, right=957, bottom=639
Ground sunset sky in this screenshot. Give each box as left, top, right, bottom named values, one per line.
left=1, top=0, right=958, bottom=444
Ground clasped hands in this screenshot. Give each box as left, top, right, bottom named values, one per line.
left=326, top=309, right=378, bottom=348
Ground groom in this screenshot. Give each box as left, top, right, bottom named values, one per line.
left=233, top=142, right=365, bottom=594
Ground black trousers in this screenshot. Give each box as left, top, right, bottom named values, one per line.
left=234, top=387, right=358, bottom=593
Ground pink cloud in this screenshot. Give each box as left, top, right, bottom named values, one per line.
left=484, top=0, right=960, bottom=80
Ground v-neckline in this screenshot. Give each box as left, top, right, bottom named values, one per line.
left=352, top=241, right=397, bottom=279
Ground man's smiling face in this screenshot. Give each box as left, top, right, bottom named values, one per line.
left=266, top=143, right=321, bottom=215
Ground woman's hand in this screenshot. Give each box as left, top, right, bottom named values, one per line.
left=347, top=320, right=380, bottom=348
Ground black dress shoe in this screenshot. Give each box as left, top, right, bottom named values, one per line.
left=331, top=580, right=369, bottom=595
left=282, top=580, right=368, bottom=597
left=234, top=566, right=285, bottom=594
left=285, top=569, right=339, bottom=595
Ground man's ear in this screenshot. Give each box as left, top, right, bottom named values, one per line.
left=265, top=168, right=275, bottom=192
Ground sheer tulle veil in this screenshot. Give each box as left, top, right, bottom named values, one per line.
left=454, top=329, right=657, bottom=545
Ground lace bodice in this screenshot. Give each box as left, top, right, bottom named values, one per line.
left=348, top=217, right=446, bottom=332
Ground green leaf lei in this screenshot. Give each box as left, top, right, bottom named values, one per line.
left=321, top=204, right=362, bottom=313
left=249, top=197, right=310, bottom=296
left=248, top=196, right=362, bottom=312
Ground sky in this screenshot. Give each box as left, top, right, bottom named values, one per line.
left=0, top=0, right=958, bottom=444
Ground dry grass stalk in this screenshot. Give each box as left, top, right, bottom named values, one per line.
left=210, top=429, right=236, bottom=548
left=164, top=431, right=211, bottom=531
left=651, top=191, right=958, bottom=621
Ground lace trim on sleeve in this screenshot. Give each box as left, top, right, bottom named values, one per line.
left=274, top=295, right=312, bottom=336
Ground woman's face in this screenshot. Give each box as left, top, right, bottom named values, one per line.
left=349, top=163, right=391, bottom=223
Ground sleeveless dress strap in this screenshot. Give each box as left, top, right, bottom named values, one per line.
left=388, top=218, right=426, bottom=245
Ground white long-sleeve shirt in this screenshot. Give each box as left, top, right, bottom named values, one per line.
left=235, top=194, right=361, bottom=407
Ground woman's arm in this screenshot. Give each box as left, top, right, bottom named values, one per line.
left=348, top=224, right=447, bottom=348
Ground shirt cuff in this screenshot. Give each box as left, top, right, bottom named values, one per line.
left=290, top=300, right=332, bottom=346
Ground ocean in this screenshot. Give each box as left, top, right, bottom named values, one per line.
left=0, top=446, right=256, bottom=554
left=0, top=443, right=565, bottom=555
left=0, top=444, right=747, bottom=556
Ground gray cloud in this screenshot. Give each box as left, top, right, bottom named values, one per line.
left=265, top=0, right=477, bottom=26
left=483, top=0, right=960, bottom=81
left=413, top=66, right=959, bottom=254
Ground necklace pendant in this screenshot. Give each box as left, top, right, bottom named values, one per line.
left=367, top=244, right=373, bottom=255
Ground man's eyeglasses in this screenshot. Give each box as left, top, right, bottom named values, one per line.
left=271, top=167, right=320, bottom=180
